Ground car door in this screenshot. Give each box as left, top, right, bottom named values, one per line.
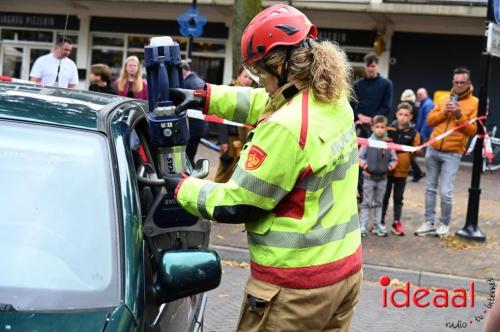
left=126, top=111, right=210, bottom=332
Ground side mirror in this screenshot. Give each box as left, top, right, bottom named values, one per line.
left=155, top=249, right=221, bottom=302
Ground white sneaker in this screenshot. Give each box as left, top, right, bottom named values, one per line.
left=436, top=224, right=450, bottom=237
left=414, top=222, right=436, bottom=236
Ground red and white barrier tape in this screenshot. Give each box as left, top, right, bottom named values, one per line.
left=358, top=116, right=494, bottom=162
left=187, top=109, right=493, bottom=162
left=187, top=110, right=254, bottom=129
left=0, top=75, right=35, bottom=84
left=465, top=118, right=493, bottom=163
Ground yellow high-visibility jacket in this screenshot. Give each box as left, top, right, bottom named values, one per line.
left=175, top=82, right=361, bottom=288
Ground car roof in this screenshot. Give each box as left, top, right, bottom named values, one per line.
left=0, top=82, right=130, bottom=131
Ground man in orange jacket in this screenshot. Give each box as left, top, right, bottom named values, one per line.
left=415, top=67, right=478, bottom=237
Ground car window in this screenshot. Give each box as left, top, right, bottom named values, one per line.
left=0, top=120, right=120, bottom=311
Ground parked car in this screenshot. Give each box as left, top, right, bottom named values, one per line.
left=0, top=82, right=221, bottom=331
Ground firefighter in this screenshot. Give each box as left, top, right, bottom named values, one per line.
left=168, top=4, right=362, bottom=331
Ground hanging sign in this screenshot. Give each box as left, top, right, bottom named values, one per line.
left=487, top=22, right=500, bottom=58
left=177, top=7, right=207, bottom=38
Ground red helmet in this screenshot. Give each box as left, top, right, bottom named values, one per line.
left=241, top=4, right=318, bottom=65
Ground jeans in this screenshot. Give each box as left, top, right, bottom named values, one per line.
left=382, top=176, right=407, bottom=223
left=424, top=146, right=462, bottom=226
left=359, top=176, right=387, bottom=229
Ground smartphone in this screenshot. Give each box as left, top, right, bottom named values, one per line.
left=451, top=94, right=458, bottom=103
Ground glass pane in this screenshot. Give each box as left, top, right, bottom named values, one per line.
left=0, top=121, right=119, bottom=311
left=92, top=35, right=124, bottom=47
left=56, top=33, right=79, bottom=44
left=192, top=41, right=225, bottom=54
left=0, top=29, right=53, bottom=42
left=128, top=35, right=149, bottom=49
left=92, top=49, right=123, bottom=80
left=346, top=52, right=366, bottom=64
left=2, top=46, right=23, bottom=78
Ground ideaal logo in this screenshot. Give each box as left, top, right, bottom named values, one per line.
left=379, top=275, right=475, bottom=308
left=379, top=275, right=496, bottom=329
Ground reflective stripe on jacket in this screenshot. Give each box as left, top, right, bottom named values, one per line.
left=175, top=83, right=362, bottom=289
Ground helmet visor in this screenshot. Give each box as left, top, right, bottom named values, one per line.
left=243, top=64, right=262, bottom=86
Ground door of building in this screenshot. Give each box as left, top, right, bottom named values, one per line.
left=0, top=43, right=51, bottom=80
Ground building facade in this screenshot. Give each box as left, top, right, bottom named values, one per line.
left=0, top=0, right=498, bottom=126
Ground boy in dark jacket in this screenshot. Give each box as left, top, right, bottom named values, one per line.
left=89, top=64, right=116, bottom=95
left=382, top=102, right=421, bottom=235
left=359, top=115, right=398, bottom=237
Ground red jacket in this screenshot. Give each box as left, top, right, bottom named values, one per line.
left=114, top=79, right=148, bottom=101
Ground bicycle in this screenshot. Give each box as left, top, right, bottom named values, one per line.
left=483, top=125, right=500, bottom=173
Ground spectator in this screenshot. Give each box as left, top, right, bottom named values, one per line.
left=353, top=52, right=393, bottom=138
left=114, top=56, right=148, bottom=100
left=214, top=66, right=255, bottom=183
left=89, top=64, right=116, bottom=95
left=415, top=67, right=478, bottom=237
left=382, top=102, right=421, bottom=236
left=30, top=37, right=78, bottom=88
left=400, top=88, right=425, bottom=182
left=353, top=52, right=393, bottom=204
left=415, top=87, right=435, bottom=142
left=359, top=115, right=398, bottom=237
left=400, top=89, right=417, bottom=121
left=181, top=60, right=207, bottom=166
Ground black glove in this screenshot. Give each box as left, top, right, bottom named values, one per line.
left=169, top=88, right=206, bottom=114
left=164, top=172, right=185, bottom=192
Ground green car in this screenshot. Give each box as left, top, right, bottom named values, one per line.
left=0, top=82, right=221, bottom=331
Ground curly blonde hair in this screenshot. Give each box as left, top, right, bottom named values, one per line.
left=263, top=40, right=352, bottom=104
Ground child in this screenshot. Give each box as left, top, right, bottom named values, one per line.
left=89, top=63, right=116, bottom=95
left=359, top=115, right=398, bottom=237
left=382, top=102, right=421, bottom=235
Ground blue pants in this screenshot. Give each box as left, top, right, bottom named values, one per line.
left=424, top=146, right=461, bottom=226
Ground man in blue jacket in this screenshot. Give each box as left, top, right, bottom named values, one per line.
left=416, top=87, right=435, bottom=142
left=353, top=52, right=393, bottom=138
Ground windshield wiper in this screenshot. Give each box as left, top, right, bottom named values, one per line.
left=0, top=303, right=18, bottom=312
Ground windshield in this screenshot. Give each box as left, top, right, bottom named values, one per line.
left=0, top=120, right=120, bottom=311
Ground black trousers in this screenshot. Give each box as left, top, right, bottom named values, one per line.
left=382, top=176, right=407, bottom=223
left=410, top=158, right=423, bottom=178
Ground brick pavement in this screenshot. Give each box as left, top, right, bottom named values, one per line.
left=205, top=265, right=490, bottom=332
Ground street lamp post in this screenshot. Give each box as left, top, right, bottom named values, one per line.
left=456, top=0, right=500, bottom=241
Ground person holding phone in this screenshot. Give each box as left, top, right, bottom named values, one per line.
left=415, top=67, right=478, bottom=237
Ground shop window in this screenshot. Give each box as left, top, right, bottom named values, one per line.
left=56, top=33, right=79, bottom=44
left=1, top=29, right=52, bottom=42
left=93, top=35, right=124, bottom=47
left=192, top=41, right=225, bottom=54
left=128, top=36, right=150, bottom=49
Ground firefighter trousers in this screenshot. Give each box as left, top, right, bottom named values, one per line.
left=237, top=270, right=362, bottom=332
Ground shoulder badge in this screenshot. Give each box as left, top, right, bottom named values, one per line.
left=245, top=145, right=267, bottom=170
